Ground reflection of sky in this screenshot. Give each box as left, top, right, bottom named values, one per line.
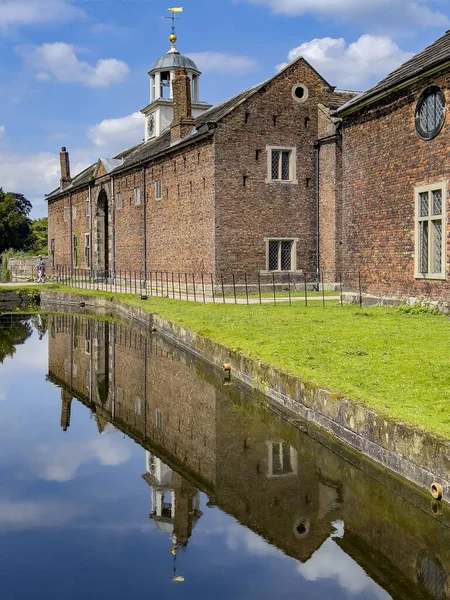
left=0, top=321, right=392, bottom=600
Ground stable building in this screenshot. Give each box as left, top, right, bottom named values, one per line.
left=337, top=30, right=450, bottom=304
left=46, top=31, right=354, bottom=281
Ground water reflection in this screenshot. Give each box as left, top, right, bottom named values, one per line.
left=0, top=314, right=449, bottom=599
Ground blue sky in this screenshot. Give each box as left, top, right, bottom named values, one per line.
left=0, top=0, right=449, bottom=218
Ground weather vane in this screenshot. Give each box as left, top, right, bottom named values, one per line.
left=166, top=7, right=183, bottom=52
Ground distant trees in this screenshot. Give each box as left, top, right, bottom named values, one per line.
left=0, top=188, right=48, bottom=255
left=0, top=189, right=31, bottom=254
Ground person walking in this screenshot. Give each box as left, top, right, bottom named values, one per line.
left=36, top=256, right=46, bottom=284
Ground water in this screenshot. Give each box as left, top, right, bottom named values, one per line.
left=0, top=314, right=449, bottom=600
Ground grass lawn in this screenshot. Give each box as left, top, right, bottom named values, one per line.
left=5, top=284, right=450, bottom=439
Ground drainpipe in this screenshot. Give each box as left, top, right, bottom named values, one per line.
left=111, top=175, right=115, bottom=276
left=88, top=185, right=93, bottom=271
left=142, top=166, right=147, bottom=275
left=315, top=144, right=320, bottom=276
left=69, top=192, right=73, bottom=270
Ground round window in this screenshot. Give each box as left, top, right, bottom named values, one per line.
left=415, top=86, right=446, bottom=140
left=292, top=84, right=309, bottom=103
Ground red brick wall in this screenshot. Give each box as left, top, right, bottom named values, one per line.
left=213, top=59, right=337, bottom=278
left=144, top=139, right=216, bottom=276
left=341, top=69, right=450, bottom=300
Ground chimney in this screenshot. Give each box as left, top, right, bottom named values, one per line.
left=60, top=390, right=72, bottom=432
left=60, top=146, right=72, bottom=190
left=170, top=69, right=195, bottom=144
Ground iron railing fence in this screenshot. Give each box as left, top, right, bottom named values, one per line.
left=50, top=266, right=371, bottom=307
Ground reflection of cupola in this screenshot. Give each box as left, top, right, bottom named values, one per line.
left=141, top=33, right=212, bottom=141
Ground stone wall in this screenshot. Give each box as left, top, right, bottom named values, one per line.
left=340, top=68, right=450, bottom=301
left=7, top=256, right=49, bottom=282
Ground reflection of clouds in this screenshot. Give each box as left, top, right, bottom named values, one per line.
left=0, top=499, right=84, bottom=531
left=0, top=390, right=6, bottom=402
left=226, top=523, right=282, bottom=558
left=33, top=436, right=131, bottom=482
left=297, top=538, right=391, bottom=599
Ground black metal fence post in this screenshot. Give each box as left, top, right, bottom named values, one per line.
left=304, top=273, right=308, bottom=308
left=185, top=273, right=189, bottom=301
left=287, top=272, right=292, bottom=306
left=232, top=273, right=237, bottom=304
left=244, top=273, right=249, bottom=305
left=322, top=271, right=325, bottom=308
left=192, top=273, right=197, bottom=302
left=201, top=273, right=206, bottom=304
left=339, top=272, right=343, bottom=306
left=258, top=272, right=262, bottom=305
left=221, top=274, right=225, bottom=304
left=358, top=271, right=363, bottom=308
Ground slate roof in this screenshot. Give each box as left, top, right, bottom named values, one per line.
left=46, top=56, right=353, bottom=201
left=337, top=30, right=450, bottom=115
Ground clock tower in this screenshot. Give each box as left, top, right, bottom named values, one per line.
left=141, top=33, right=212, bottom=142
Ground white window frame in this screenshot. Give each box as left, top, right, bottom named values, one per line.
left=135, top=397, right=142, bottom=416
left=134, top=187, right=141, bottom=206
left=64, top=207, right=69, bottom=222
left=266, top=146, right=298, bottom=184
left=263, top=237, right=299, bottom=273
left=86, top=200, right=90, bottom=217
left=155, top=180, right=162, bottom=201
left=155, top=408, right=164, bottom=430
left=72, top=206, right=77, bottom=219
left=116, top=192, right=122, bottom=210
left=414, top=183, right=447, bottom=280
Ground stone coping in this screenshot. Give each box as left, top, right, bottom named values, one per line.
left=37, top=289, right=450, bottom=502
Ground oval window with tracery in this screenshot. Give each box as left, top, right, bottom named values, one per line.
left=415, top=86, right=446, bottom=140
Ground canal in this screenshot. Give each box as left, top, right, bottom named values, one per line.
left=0, top=314, right=448, bottom=599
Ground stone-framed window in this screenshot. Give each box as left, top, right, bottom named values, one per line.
left=156, top=408, right=164, bottom=431
left=135, top=397, right=142, bottom=416
left=155, top=180, right=162, bottom=200
left=266, top=441, right=298, bottom=478
left=116, top=192, right=122, bottom=210
left=116, top=387, right=124, bottom=405
left=64, top=207, right=69, bottom=222
left=266, top=146, right=297, bottom=184
left=134, top=187, right=141, bottom=206
left=73, top=235, right=79, bottom=267
left=264, top=238, right=298, bottom=272
left=50, top=239, right=55, bottom=268
left=86, top=200, right=90, bottom=217
left=72, top=206, right=77, bottom=219
left=84, top=233, right=91, bottom=268
left=415, top=183, right=446, bottom=279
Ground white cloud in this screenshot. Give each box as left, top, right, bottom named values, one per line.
left=18, top=42, right=129, bottom=88
left=278, top=35, right=414, bottom=88
left=33, top=436, right=132, bottom=483
left=87, top=111, right=144, bottom=152
left=186, top=52, right=257, bottom=74
left=0, top=0, right=84, bottom=33
left=0, top=498, right=84, bottom=531
left=239, top=0, right=449, bottom=30
left=298, top=537, right=390, bottom=599
left=0, top=125, right=5, bottom=136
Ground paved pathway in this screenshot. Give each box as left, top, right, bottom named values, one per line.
left=0, top=281, right=341, bottom=305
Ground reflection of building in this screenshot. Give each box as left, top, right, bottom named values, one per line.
left=143, top=452, right=202, bottom=549
left=60, top=390, right=72, bottom=432
left=48, top=315, right=450, bottom=599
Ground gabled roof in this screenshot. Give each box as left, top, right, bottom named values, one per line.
left=47, top=55, right=340, bottom=201
left=337, top=30, right=450, bottom=115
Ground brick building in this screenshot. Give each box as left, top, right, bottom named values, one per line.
left=46, top=32, right=353, bottom=281
left=336, top=30, right=450, bottom=303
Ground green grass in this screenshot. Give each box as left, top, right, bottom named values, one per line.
left=5, top=284, right=450, bottom=439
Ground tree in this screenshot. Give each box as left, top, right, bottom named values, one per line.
left=26, top=217, right=48, bottom=254
left=0, top=189, right=31, bottom=253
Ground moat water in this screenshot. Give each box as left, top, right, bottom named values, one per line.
left=0, top=314, right=449, bottom=600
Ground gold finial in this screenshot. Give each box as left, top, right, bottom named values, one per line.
left=167, top=7, right=182, bottom=54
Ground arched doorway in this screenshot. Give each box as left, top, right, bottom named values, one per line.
left=96, top=189, right=109, bottom=275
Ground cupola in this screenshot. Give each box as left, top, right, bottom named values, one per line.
left=141, top=31, right=212, bottom=141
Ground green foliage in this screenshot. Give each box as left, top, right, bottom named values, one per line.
left=0, top=316, right=33, bottom=363
left=397, top=303, right=439, bottom=315
left=0, top=189, right=31, bottom=254
left=26, top=217, right=48, bottom=255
